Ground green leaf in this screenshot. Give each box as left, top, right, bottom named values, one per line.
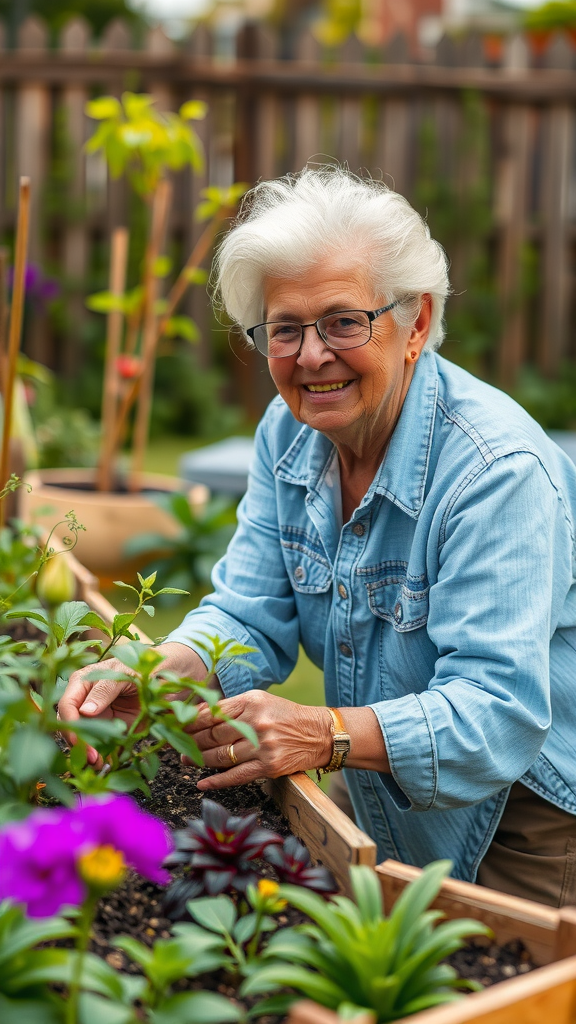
left=187, top=896, right=237, bottom=936
left=246, top=994, right=296, bottom=1018
left=163, top=316, right=200, bottom=343
left=86, top=291, right=126, bottom=313
left=8, top=727, right=58, bottom=785
left=152, top=991, right=241, bottom=1024
left=183, top=267, right=208, bottom=285
left=350, top=865, right=383, bottom=924
left=5, top=608, right=49, bottom=628
left=112, top=612, right=138, bottom=635
left=0, top=994, right=61, bottom=1024
left=86, top=96, right=122, bottom=120
left=141, top=604, right=155, bottom=617
left=80, top=611, right=112, bottom=635
left=105, top=769, right=146, bottom=794
left=54, top=601, right=92, bottom=642
left=140, top=751, right=160, bottom=780
left=78, top=993, right=137, bottom=1024
left=179, top=100, right=208, bottom=121
left=240, top=964, right=346, bottom=1007
left=150, top=721, right=203, bottom=763
left=62, top=717, right=127, bottom=744
left=153, top=255, right=173, bottom=277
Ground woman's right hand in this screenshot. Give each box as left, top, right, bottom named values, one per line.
left=58, top=642, right=210, bottom=768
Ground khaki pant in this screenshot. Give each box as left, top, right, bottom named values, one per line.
left=329, top=775, right=576, bottom=908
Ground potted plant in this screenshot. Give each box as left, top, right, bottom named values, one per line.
left=21, top=91, right=246, bottom=584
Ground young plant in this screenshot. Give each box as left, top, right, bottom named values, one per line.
left=0, top=567, right=257, bottom=809
left=124, top=492, right=237, bottom=594
left=241, top=860, right=492, bottom=1022
left=162, top=800, right=337, bottom=918
left=162, top=799, right=284, bottom=912
left=83, top=91, right=247, bottom=492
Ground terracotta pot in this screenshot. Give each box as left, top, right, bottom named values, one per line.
left=21, top=467, right=208, bottom=588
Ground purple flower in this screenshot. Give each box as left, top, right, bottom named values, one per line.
left=0, top=796, right=173, bottom=918
left=7, top=263, right=60, bottom=308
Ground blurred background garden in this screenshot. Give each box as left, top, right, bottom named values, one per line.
left=1, top=0, right=576, bottom=708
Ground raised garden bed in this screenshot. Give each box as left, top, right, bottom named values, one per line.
left=285, top=862, right=576, bottom=1024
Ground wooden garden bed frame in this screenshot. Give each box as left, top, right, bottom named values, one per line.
left=287, top=860, right=576, bottom=1024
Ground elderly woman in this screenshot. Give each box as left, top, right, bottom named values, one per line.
left=61, top=167, right=576, bottom=908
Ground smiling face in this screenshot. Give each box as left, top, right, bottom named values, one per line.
left=263, top=260, right=430, bottom=462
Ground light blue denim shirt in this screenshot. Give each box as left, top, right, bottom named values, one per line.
left=168, top=352, right=576, bottom=880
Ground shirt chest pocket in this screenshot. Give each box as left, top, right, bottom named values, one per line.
left=365, top=576, right=429, bottom=631
left=281, top=538, right=333, bottom=594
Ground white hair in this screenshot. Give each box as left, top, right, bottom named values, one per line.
left=213, top=166, right=451, bottom=351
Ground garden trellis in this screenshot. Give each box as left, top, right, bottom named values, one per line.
left=0, top=15, right=575, bottom=416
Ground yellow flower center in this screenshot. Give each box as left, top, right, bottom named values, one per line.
left=77, top=845, right=126, bottom=890
left=257, top=879, right=280, bottom=898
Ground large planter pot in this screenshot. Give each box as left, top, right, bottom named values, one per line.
left=286, top=859, right=576, bottom=1024
left=20, top=467, right=208, bottom=587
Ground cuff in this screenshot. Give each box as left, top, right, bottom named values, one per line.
left=368, top=693, right=438, bottom=811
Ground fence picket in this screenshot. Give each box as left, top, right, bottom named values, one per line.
left=497, top=33, right=532, bottom=385
left=60, top=17, right=92, bottom=380
left=538, top=34, right=575, bottom=373
left=294, top=30, right=322, bottom=170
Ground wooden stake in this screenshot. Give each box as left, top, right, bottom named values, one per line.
left=0, top=247, right=9, bottom=395
left=0, top=178, right=31, bottom=528
left=128, top=178, right=172, bottom=493
left=96, top=226, right=129, bottom=493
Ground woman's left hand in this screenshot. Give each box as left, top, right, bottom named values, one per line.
left=186, top=690, right=333, bottom=789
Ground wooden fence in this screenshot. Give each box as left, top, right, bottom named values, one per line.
left=1, top=15, right=575, bottom=417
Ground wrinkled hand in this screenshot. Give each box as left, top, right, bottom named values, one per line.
left=58, top=642, right=208, bottom=768
left=188, top=690, right=333, bottom=790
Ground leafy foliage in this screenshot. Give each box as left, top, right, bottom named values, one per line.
left=124, top=492, right=237, bottom=593
left=242, top=861, right=491, bottom=1021
left=85, top=93, right=206, bottom=200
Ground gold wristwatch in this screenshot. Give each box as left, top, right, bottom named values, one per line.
left=317, top=707, right=350, bottom=780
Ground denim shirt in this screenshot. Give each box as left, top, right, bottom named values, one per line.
left=168, top=352, right=576, bottom=880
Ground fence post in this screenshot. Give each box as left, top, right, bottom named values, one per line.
left=15, top=16, right=50, bottom=364
left=496, top=32, right=532, bottom=387
left=538, top=33, right=574, bottom=375
left=59, top=16, right=91, bottom=381
left=377, top=33, right=411, bottom=195
left=294, top=29, right=321, bottom=171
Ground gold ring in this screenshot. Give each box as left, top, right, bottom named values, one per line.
left=226, top=743, right=238, bottom=766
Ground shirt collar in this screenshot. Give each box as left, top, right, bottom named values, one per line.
left=274, top=351, right=438, bottom=519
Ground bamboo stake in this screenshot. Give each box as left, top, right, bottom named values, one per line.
left=0, top=178, right=31, bottom=528
left=96, top=227, right=129, bottom=493
left=0, top=247, right=9, bottom=395
left=128, top=178, right=172, bottom=493
left=156, top=205, right=233, bottom=342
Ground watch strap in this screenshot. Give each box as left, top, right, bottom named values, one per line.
left=317, top=706, right=351, bottom=778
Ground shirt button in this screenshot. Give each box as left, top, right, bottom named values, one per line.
left=294, top=566, right=306, bottom=582
left=352, top=522, right=365, bottom=537
left=337, top=583, right=348, bottom=599
left=339, top=642, right=352, bottom=657
left=394, top=602, right=403, bottom=623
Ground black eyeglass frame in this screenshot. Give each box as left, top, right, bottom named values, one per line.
left=246, top=300, right=399, bottom=358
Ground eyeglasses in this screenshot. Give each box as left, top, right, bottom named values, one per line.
left=246, top=301, right=399, bottom=359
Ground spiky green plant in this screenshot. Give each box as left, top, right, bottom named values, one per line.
left=241, top=860, right=491, bottom=1022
